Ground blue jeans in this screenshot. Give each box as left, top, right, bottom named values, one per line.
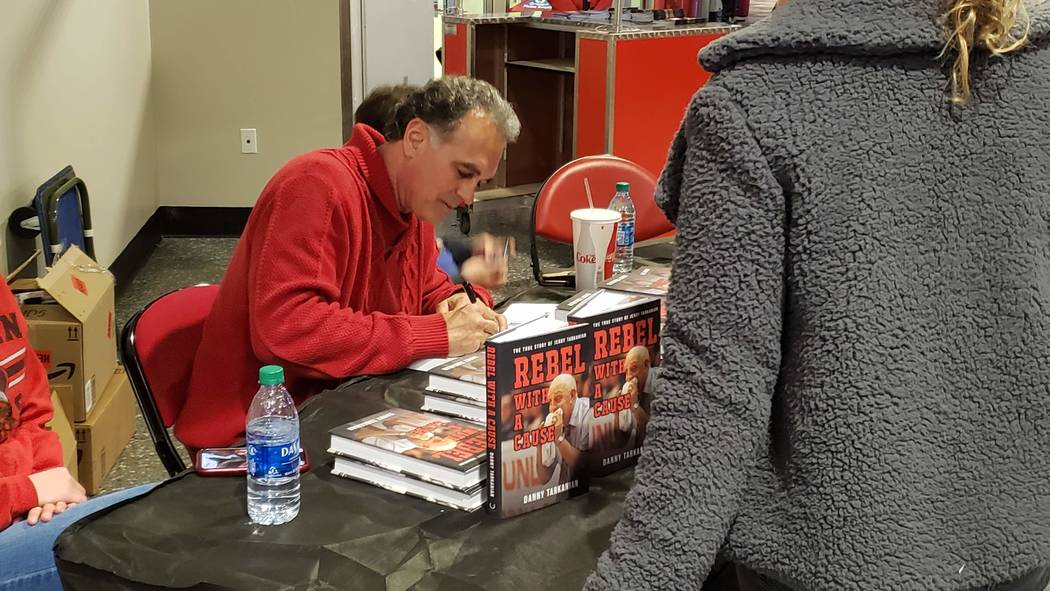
left=0, top=482, right=157, bottom=591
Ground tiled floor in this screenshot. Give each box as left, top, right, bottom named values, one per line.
left=100, top=194, right=567, bottom=493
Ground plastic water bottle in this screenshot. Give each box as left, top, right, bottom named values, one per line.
left=610, top=181, right=636, bottom=274
left=246, top=365, right=301, bottom=525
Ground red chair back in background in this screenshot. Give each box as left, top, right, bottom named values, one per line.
left=531, top=154, right=673, bottom=287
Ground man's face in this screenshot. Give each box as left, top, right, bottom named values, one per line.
left=548, top=379, right=577, bottom=420
left=625, top=346, right=651, bottom=392
left=397, top=111, right=505, bottom=224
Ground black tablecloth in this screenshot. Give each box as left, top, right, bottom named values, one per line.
left=54, top=372, right=635, bottom=591
left=54, top=251, right=690, bottom=590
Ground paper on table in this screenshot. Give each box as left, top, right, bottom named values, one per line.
left=500, top=302, right=557, bottom=327
left=490, top=316, right=570, bottom=343
left=408, top=303, right=557, bottom=370
left=573, top=290, right=649, bottom=317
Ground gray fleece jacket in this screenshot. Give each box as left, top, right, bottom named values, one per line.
left=585, top=0, right=1050, bottom=590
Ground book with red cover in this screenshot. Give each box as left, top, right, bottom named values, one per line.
left=484, top=318, right=592, bottom=518
left=568, top=296, right=661, bottom=475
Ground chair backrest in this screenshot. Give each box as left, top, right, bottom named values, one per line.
left=532, top=155, right=672, bottom=245
left=121, top=284, right=219, bottom=476
left=33, top=165, right=95, bottom=265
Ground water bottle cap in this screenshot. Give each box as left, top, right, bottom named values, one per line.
left=616, top=182, right=630, bottom=193
left=259, top=365, right=285, bottom=385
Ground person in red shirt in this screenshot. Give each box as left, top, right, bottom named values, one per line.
left=0, top=278, right=154, bottom=590
left=353, top=84, right=516, bottom=291
left=179, top=76, right=521, bottom=449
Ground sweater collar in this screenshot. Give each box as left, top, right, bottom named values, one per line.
left=346, top=123, right=413, bottom=253
left=701, top=0, right=1050, bottom=72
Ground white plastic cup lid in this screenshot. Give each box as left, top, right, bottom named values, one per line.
left=570, top=208, right=620, bottom=223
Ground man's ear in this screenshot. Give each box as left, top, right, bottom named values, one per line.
left=402, top=118, right=430, bottom=158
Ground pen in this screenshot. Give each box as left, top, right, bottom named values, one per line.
left=461, top=281, right=478, bottom=304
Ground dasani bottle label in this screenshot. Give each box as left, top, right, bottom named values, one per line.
left=247, top=439, right=299, bottom=478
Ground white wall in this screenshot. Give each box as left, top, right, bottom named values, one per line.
left=149, top=0, right=343, bottom=207
left=0, top=0, right=157, bottom=269
left=0, top=1, right=415, bottom=270
left=348, top=0, right=437, bottom=115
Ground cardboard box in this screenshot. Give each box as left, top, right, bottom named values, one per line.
left=46, top=391, right=78, bottom=480
left=13, top=246, right=117, bottom=421
left=52, top=383, right=75, bottom=426
left=75, top=367, right=135, bottom=495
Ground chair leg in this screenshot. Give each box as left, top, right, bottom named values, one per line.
left=156, top=439, right=188, bottom=477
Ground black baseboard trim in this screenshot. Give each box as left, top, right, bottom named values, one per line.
left=109, top=209, right=164, bottom=294
left=159, top=206, right=252, bottom=237
left=110, top=206, right=252, bottom=294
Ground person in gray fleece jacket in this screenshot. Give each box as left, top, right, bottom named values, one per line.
left=584, top=0, right=1050, bottom=589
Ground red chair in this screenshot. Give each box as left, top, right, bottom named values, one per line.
left=121, top=284, right=219, bottom=476
left=531, top=155, right=673, bottom=287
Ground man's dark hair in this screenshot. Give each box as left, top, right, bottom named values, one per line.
left=388, top=76, right=520, bottom=143
left=353, top=84, right=418, bottom=139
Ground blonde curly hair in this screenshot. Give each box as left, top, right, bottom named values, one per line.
left=943, top=0, right=1031, bottom=103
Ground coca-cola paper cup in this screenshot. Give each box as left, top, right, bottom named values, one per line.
left=571, top=208, right=620, bottom=291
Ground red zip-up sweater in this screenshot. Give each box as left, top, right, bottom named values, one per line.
left=178, top=125, right=489, bottom=449
left=0, top=279, right=61, bottom=530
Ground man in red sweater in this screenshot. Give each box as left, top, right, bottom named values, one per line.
left=179, top=77, right=521, bottom=449
left=0, top=278, right=154, bottom=590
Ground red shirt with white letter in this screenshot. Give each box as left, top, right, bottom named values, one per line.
left=0, top=280, right=62, bottom=531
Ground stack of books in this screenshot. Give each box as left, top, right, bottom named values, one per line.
left=411, top=352, right=486, bottom=424
left=329, top=408, right=487, bottom=511
left=603, top=264, right=670, bottom=298
left=329, top=294, right=663, bottom=517
left=555, top=288, right=653, bottom=321
left=408, top=302, right=558, bottom=425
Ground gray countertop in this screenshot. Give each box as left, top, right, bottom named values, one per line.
left=444, top=12, right=740, bottom=39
